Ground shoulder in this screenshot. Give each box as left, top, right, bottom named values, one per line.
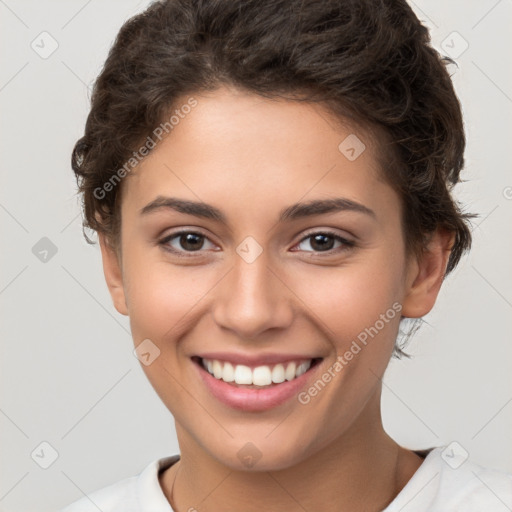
left=436, top=453, right=512, bottom=511
left=59, top=455, right=179, bottom=512
left=385, top=445, right=512, bottom=512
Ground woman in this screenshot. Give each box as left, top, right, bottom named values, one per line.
left=61, top=0, right=512, bottom=510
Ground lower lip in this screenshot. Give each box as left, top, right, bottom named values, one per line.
left=194, top=359, right=321, bottom=412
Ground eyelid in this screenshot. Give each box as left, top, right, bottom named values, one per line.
left=296, top=227, right=355, bottom=245
left=158, top=227, right=355, bottom=257
left=156, top=227, right=217, bottom=258
left=291, top=229, right=355, bottom=255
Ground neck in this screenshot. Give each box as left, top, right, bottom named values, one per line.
left=160, top=391, right=423, bottom=512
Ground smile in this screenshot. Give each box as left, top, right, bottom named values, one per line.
left=201, top=358, right=315, bottom=387
left=192, top=355, right=323, bottom=411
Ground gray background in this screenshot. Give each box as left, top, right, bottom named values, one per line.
left=0, top=1, right=511, bottom=511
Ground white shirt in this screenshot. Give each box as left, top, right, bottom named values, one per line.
left=60, top=446, right=512, bottom=511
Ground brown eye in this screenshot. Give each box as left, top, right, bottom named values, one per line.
left=294, top=231, right=354, bottom=254
left=177, top=232, right=205, bottom=251
left=159, top=231, right=217, bottom=256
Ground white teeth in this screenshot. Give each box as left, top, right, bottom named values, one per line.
left=253, top=366, right=272, bottom=386
left=285, top=362, right=296, bottom=381
left=222, top=362, right=235, bottom=382
left=212, top=360, right=223, bottom=379
left=202, top=358, right=314, bottom=386
left=234, top=365, right=253, bottom=385
left=271, top=364, right=285, bottom=383
left=296, top=362, right=310, bottom=377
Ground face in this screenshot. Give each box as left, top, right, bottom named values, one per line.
left=100, top=85, right=448, bottom=471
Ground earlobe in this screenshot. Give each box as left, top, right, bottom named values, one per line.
left=401, top=229, right=455, bottom=318
left=98, top=233, right=129, bottom=316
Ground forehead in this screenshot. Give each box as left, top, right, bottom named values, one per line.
left=121, top=86, right=399, bottom=228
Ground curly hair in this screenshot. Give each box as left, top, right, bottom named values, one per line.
left=72, top=0, right=473, bottom=276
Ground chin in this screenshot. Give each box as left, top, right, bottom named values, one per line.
left=202, top=432, right=317, bottom=472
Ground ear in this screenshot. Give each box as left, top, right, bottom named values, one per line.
left=401, top=229, right=455, bottom=318
left=98, top=233, right=129, bottom=316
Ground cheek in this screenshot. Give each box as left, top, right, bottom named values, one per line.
left=123, top=250, right=215, bottom=341
left=291, top=255, right=404, bottom=341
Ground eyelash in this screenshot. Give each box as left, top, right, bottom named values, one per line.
left=158, top=229, right=355, bottom=258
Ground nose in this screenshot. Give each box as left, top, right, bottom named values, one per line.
left=212, top=249, right=294, bottom=340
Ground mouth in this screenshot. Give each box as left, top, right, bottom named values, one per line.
left=191, top=355, right=324, bottom=411
left=193, top=356, right=322, bottom=388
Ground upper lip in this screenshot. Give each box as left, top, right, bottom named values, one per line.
left=195, top=352, right=322, bottom=367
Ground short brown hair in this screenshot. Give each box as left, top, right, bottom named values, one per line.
left=72, top=0, right=473, bottom=275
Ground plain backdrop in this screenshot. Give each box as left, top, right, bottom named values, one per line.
left=0, top=1, right=511, bottom=511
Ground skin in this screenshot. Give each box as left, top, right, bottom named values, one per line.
left=99, top=84, right=453, bottom=511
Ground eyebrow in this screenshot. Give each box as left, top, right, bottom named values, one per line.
left=140, top=196, right=376, bottom=223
